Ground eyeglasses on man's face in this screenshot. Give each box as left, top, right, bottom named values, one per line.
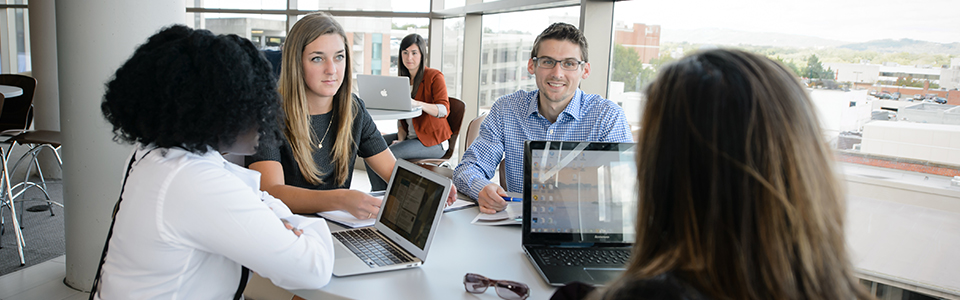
left=463, top=273, right=530, bottom=300
left=532, top=57, right=585, bottom=71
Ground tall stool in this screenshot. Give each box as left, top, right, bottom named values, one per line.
left=0, top=93, right=27, bottom=266
left=5, top=130, right=63, bottom=216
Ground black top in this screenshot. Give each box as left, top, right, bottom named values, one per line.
left=551, top=273, right=709, bottom=300
left=247, top=95, right=388, bottom=190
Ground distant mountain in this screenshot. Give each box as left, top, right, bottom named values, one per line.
left=838, top=38, right=960, bottom=55
left=661, top=28, right=848, bottom=48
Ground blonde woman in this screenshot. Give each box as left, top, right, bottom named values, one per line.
left=248, top=12, right=454, bottom=219
left=561, top=49, right=875, bottom=300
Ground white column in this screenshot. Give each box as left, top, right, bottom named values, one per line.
left=459, top=12, right=481, bottom=160
left=579, top=0, right=614, bottom=99
left=56, top=0, right=184, bottom=290
left=28, top=0, right=61, bottom=179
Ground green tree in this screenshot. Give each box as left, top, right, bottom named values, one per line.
left=611, top=44, right=644, bottom=92
left=774, top=56, right=802, bottom=76
left=803, top=54, right=826, bottom=79
left=822, top=67, right=835, bottom=80
left=648, top=54, right=676, bottom=70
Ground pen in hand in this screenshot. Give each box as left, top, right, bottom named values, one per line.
left=501, top=196, right=522, bottom=202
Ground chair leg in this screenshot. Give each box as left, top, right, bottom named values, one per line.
left=1, top=148, right=26, bottom=265
left=31, top=154, right=54, bottom=216
left=5, top=144, right=52, bottom=226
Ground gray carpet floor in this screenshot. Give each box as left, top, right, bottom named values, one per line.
left=0, top=179, right=64, bottom=276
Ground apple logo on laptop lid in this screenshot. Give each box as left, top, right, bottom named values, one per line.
left=380, top=89, right=388, bottom=97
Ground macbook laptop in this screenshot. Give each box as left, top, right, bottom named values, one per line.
left=331, top=159, right=452, bottom=276
left=522, top=141, right=638, bottom=286
left=357, top=74, right=418, bottom=112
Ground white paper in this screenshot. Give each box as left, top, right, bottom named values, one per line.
left=471, top=202, right=522, bottom=226
left=443, top=199, right=476, bottom=212
left=317, top=210, right=375, bottom=228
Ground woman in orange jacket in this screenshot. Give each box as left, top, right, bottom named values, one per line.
left=368, top=33, right=452, bottom=191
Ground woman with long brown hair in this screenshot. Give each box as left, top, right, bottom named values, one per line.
left=247, top=12, right=391, bottom=219
left=248, top=12, right=454, bottom=219
left=591, top=49, right=873, bottom=300
left=366, top=33, right=452, bottom=191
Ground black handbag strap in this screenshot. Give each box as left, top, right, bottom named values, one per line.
left=88, top=154, right=135, bottom=300
left=89, top=151, right=250, bottom=299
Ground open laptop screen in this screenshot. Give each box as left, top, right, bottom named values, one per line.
left=378, top=165, right=446, bottom=250
left=523, top=141, right=637, bottom=244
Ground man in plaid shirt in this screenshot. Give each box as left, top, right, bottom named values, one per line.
left=454, top=23, right=632, bottom=214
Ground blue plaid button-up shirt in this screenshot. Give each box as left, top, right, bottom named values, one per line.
left=453, top=88, right=633, bottom=200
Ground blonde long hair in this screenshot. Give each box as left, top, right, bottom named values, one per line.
left=605, top=49, right=873, bottom=300
left=279, top=12, right=356, bottom=185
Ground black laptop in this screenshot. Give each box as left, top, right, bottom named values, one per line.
left=522, top=141, right=638, bottom=286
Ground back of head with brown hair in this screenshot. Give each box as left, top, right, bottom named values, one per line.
left=604, top=48, right=873, bottom=300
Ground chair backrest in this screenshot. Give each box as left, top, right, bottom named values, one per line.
left=439, top=97, right=465, bottom=160
left=462, top=113, right=506, bottom=187
left=0, top=74, right=37, bottom=133
left=463, top=113, right=486, bottom=151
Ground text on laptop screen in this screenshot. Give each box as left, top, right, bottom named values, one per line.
left=379, top=167, right=445, bottom=250
left=529, top=144, right=637, bottom=242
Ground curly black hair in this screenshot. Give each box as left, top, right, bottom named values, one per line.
left=102, top=25, right=282, bottom=153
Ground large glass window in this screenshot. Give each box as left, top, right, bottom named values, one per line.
left=478, top=6, right=579, bottom=114
left=296, top=0, right=429, bottom=12
left=186, top=0, right=284, bottom=10
left=331, top=16, right=429, bottom=133
left=610, top=0, right=960, bottom=176
left=442, top=17, right=465, bottom=100
left=443, top=0, right=465, bottom=10
left=188, top=13, right=287, bottom=49
left=0, top=3, right=29, bottom=74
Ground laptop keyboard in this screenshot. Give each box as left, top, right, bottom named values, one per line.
left=535, top=248, right=631, bottom=267
left=333, top=228, right=415, bottom=268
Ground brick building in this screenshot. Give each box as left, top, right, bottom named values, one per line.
left=613, top=22, right=660, bottom=64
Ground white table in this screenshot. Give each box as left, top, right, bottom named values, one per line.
left=367, top=107, right=422, bottom=120
left=0, top=84, right=23, bottom=98
left=292, top=207, right=559, bottom=299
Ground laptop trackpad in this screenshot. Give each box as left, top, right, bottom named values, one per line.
left=583, top=268, right=624, bottom=284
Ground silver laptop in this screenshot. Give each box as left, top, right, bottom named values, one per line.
left=357, top=74, right=417, bottom=112
left=331, top=159, right=452, bottom=276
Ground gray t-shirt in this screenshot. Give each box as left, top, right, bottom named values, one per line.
left=247, top=96, right=388, bottom=190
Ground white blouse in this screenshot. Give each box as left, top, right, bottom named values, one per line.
left=96, top=146, right=334, bottom=299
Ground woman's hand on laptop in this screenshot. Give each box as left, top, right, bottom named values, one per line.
left=341, top=190, right=383, bottom=219
left=477, top=183, right=508, bottom=214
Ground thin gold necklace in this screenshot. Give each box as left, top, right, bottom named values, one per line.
left=318, top=121, right=332, bottom=150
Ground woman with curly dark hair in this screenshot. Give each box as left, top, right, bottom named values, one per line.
left=247, top=12, right=455, bottom=219
left=94, top=25, right=334, bottom=299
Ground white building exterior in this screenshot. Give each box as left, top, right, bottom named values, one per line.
left=824, top=61, right=959, bottom=90
left=860, top=121, right=960, bottom=165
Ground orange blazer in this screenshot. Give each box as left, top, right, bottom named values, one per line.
left=400, top=67, right=451, bottom=147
